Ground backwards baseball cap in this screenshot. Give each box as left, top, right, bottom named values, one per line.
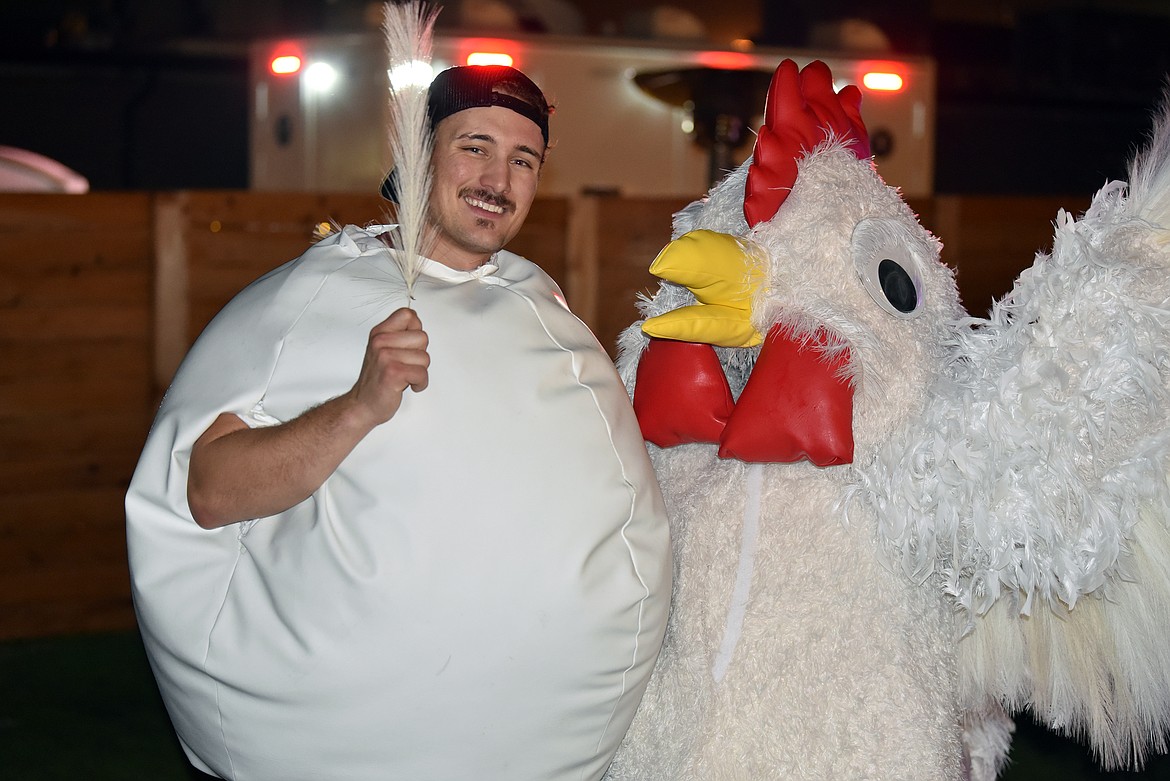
left=380, top=64, right=551, bottom=201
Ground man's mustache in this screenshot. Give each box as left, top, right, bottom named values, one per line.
left=461, top=188, right=515, bottom=212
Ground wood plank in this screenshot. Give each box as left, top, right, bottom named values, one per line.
left=0, top=307, right=150, bottom=342
left=933, top=195, right=1088, bottom=316
left=0, top=449, right=143, bottom=494
left=507, top=198, right=570, bottom=289
left=153, top=192, right=190, bottom=392
left=186, top=230, right=317, bottom=269
left=0, top=365, right=150, bottom=412
left=0, top=561, right=131, bottom=605
left=591, top=196, right=689, bottom=356
left=0, top=501, right=128, bottom=538
left=0, top=597, right=137, bottom=640
left=178, top=190, right=385, bottom=226
left=0, top=340, right=148, bottom=383
left=0, top=409, right=150, bottom=452
left=0, top=231, right=151, bottom=273
left=0, top=268, right=149, bottom=309
left=0, top=193, right=151, bottom=232
left=0, top=523, right=129, bottom=573
left=0, top=419, right=147, bottom=461
left=0, top=487, right=129, bottom=531
left=566, top=195, right=600, bottom=329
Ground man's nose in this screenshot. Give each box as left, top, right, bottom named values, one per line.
left=479, top=157, right=511, bottom=194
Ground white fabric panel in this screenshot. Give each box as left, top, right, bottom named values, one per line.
left=126, top=225, right=671, bottom=781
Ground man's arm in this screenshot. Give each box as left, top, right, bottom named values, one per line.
left=186, top=307, right=429, bottom=529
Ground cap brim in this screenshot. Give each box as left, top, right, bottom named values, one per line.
left=380, top=169, right=398, bottom=202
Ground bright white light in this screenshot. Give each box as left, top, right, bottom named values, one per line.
left=304, top=61, right=338, bottom=93
left=389, top=60, right=435, bottom=91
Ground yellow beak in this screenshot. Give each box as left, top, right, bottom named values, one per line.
left=641, top=229, right=765, bottom=348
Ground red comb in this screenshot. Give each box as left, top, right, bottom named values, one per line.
left=743, top=59, right=871, bottom=227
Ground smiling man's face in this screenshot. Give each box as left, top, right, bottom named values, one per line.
left=425, top=105, right=546, bottom=271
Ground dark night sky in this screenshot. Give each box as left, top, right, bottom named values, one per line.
left=2, top=0, right=1169, bottom=194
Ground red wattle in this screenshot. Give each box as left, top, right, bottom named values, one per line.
left=633, top=338, right=734, bottom=447
left=718, top=325, right=854, bottom=466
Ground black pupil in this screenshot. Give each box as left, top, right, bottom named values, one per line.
left=878, top=259, right=917, bottom=313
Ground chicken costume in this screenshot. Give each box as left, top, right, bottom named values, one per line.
left=126, top=231, right=670, bottom=777
left=608, top=59, right=1170, bottom=779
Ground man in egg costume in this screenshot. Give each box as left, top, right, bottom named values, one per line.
left=125, top=53, right=670, bottom=781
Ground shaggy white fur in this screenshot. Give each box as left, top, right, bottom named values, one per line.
left=612, top=140, right=967, bottom=779
left=856, top=96, right=1170, bottom=769
left=611, top=92, right=1170, bottom=778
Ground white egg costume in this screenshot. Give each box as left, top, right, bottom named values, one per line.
left=126, top=226, right=670, bottom=780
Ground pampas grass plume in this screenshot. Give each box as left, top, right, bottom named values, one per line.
left=383, top=0, right=439, bottom=300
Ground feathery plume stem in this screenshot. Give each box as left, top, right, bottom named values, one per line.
left=383, top=1, right=439, bottom=302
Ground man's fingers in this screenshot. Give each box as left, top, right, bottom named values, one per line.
left=355, top=308, right=432, bottom=416
left=369, top=307, right=427, bottom=353
left=377, top=346, right=430, bottom=394
left=374, top=306, right=423, bottom=334
left=403, top=364, right=429, bottom=394
left=370, top=327, right=429, bottom=353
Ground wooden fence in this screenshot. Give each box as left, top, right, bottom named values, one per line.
left=0, top=189, right=1084, bottom=639
left=1, top=194, right=155, bottom=637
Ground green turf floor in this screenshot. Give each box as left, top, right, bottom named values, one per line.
left=0, top=630, right=202, bottom=780
left=3, top=629, right=1170, bottom=779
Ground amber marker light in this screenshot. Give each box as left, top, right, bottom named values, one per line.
left=861, top=71, right=904, bottom=92
left=466, top=51, right=514, bottom=67
left=270, top=54, right=302, bottom=76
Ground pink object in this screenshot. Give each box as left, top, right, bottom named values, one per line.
left=0, top=146, right=89, bottom=193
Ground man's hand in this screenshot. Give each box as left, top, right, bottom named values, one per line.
left=348, top=307, right=431, bottom=426
left=187, top=307, right=431, bottom=529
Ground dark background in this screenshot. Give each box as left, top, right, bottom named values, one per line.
left=2, top=0, right=1169, bottom=195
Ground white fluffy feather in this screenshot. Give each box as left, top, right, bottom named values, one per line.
left=383, top=0, right=439, bottom=297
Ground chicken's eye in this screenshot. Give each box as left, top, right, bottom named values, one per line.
left=878, top=259, right=917, bottom=313
left=851, top=218, right=926, bottom=319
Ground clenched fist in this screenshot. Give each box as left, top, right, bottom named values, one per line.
left=350, top=307, right=431, bottom=426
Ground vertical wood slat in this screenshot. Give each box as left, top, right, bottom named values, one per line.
left=567, top=195, right=601, bottom=326
left=589, top=196, right=693, bottom=356
left=153, top=192, right=189, bottom=393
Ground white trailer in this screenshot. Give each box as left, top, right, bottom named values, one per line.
left=249, top=30, right=935, bottom=199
